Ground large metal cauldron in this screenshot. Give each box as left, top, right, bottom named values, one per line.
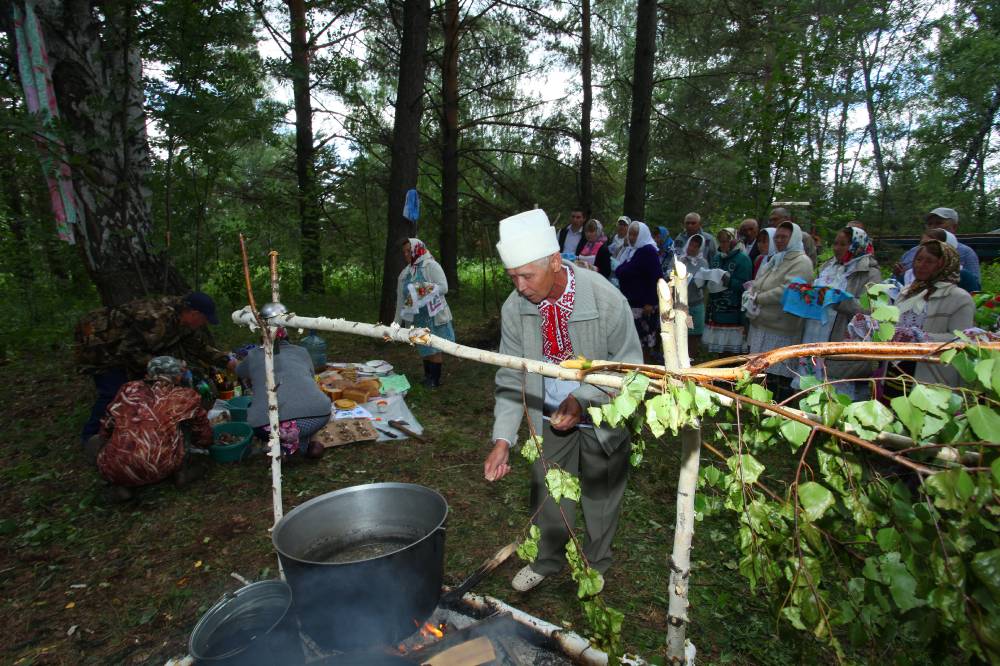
left=272, top=482, right=448, bottom=650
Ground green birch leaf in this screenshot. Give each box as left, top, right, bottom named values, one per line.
left=950, top=352, right=978, bottom=383
left=588, top=406, right=603, bottom=428
left=992, top=354, right=1000, bottom=395
left=993, top=457, right=1000, bottom=487
left=744, top=383, right=772, bottom=403
left=575, top=567, right=604, bottom=598
left=909, top=385, right=950, bottom=417
left=882, top=555, right=924, bottom=612
left=876, top=527, right=901, bottom=553
left=516, top=525, right=540, bottom=562
left=781, top=605, right=807, bottom=630
left=971, top=549, right=1000, bottom=598
left=545, top=468, right=581, bottom=503
left=692, top=385, right=715, bottom=415
left=779, top=419, right=811, bottom=450
left=798, top=482, right=835, bottom=522
left=844, top=400, right=895, bottom=439
left=623, top=371, right=650, bottom=399
left=726, top=454, right=765, bottom=485
left=891, top=396, right=924, bottom=440
left=966, top=405, right=1000, bottom=442
left=974, top=358, right=995, bottom=390
left=601, top=402, right=620, bottom=427
left=875, top=322, right=895, bottom=342
left=613, top=393, right=638, bottom=420
left=520, top=434, right=543, bottom=463
left=872, top=305, right=900, bottom=322
left=939, top=348, right=957, bottom=364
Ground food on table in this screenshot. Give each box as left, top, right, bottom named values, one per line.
left=334, top=398, right=357, bottom=410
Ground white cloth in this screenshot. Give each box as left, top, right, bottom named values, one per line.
left=694, top=267, right=728, bottom=293
left=496, top=209, right=560, bottom=268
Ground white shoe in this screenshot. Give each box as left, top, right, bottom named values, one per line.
left=512, top=565, right=546, bottom=592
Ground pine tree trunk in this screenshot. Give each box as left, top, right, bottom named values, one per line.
left=289, top=0, right=325, bottom=294
left=379, top=0, right=431, bottom=324
left=579, top=0, right=593, bottom=214
left=30, top=0, right=187, bottom=306
left=623, top=0, right=657, bottom=220
left=439, top=0, right=461, bottom=293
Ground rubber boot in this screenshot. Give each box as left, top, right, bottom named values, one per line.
left=430, top=362, right=443, bottom=388
left=422, top=360, right=435, bottom=388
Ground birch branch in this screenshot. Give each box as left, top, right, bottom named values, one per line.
left=229, top=307, right=977, bottom=468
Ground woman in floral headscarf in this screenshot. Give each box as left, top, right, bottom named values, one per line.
left=794, top=227, right=882, bottom=399
left=891, top=240, right=974, bottom=386
left=394, top=238, right=456, bottom=387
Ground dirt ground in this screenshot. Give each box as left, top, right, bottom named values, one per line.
left=0, top=314, right=831, bottom=665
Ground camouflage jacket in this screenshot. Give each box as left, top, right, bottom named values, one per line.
left=74, top=296, right=230, bottom=377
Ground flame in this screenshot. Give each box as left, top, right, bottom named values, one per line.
left=421, top=622, right=444, bottom=639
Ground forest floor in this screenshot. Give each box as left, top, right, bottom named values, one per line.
left=0, top=289, right=838, bottom=666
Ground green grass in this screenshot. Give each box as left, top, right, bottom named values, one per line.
left=0, top=272, right=841, bottom=665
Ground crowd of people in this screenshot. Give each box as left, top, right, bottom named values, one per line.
left=553, top=204, right=984, bottom=401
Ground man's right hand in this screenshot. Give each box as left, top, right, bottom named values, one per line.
left=484, top=440, right=512, bottom=482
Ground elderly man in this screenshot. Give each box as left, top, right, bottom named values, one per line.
left=75, top=291, right=232, bottom=444
left=893, top=207, right=981, bottom=279
left=557, top=206, right=588, bottom=256
left=673, top=212, right=717, bottom=263
left=767, top=207, right=816, bottom=269
left=484, top=209, right=643, bottom=592
left=738, top=217, right=760, bottom=263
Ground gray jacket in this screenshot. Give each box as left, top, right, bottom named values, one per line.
left=819, top=255, right=882, bottom=380
left=910, top=283, right=975, bottom=386
left=236, top=343, right=331, bottom=429
left=492, top=264, right=643, bottom=455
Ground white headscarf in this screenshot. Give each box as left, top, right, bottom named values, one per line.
left=619, top=221, right=657, bottom=263
left=766, top=223, right=804, bottom=269
left=759, top=227, right=777, bottom=259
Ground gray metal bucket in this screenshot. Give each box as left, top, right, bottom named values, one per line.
left=188, top=580, right=296, bottom=665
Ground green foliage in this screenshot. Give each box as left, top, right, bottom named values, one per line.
left=516, top=524, right=541, bottom=562
left=697, top=339, right=1000, bottom=662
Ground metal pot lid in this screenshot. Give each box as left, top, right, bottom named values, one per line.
left=188, top=579, right=292, bottom=661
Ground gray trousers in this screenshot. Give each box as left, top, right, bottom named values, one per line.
left=528, top=422, right=630, bottom=576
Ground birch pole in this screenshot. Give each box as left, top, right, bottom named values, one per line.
left=262, top=252, right=285, bottom=539
left=662, top=267, right=700, bottom=665
left=237, top=236, right=285, bottom=575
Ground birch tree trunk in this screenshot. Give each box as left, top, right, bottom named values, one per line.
left=379, top=0, right=431, bottom=324
left=29, top=0, right=187, bottom=305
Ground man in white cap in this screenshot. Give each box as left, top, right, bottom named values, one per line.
left=893, top=207, right=980, bottom=279
left=484, top=209, right=643, bottom=592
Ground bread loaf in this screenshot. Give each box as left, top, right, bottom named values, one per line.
left=342, top=388, right=369, bottom=404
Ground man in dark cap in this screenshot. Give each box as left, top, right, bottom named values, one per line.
left=75, top=291, right=232, bottom=444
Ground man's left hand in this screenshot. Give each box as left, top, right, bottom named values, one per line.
left=550, top=395, right=582, bottom=431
